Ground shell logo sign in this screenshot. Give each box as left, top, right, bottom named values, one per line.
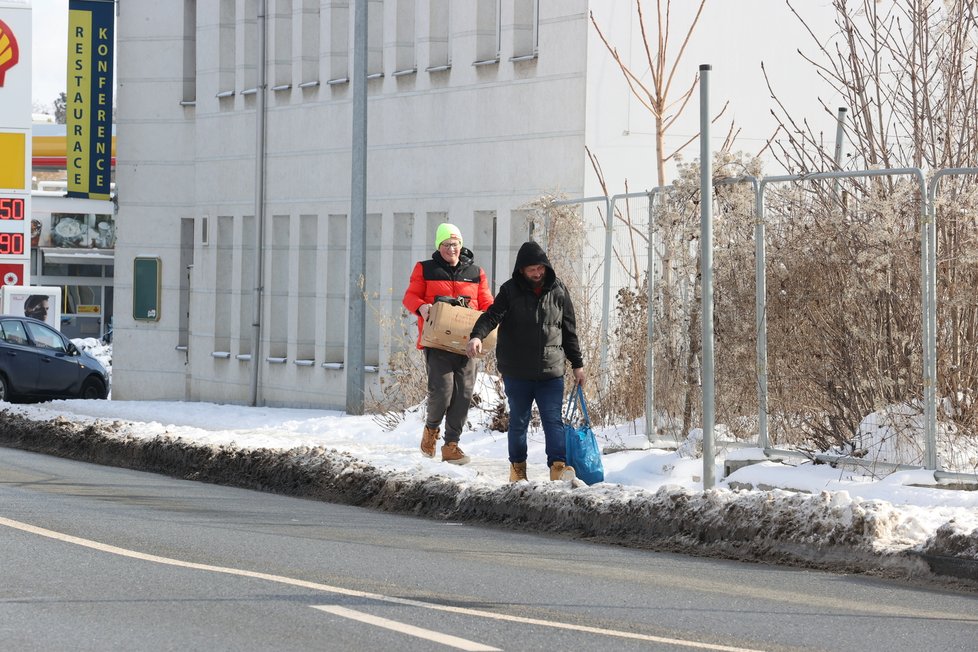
left=0, top=18, right=19, bottom=87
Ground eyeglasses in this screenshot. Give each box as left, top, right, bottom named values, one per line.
left=439, top=241, right=461, bottom=250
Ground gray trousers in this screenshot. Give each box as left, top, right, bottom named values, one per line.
left=424, top=347, right=478, bottom=443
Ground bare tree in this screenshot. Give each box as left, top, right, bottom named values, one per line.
left=770, top=0, right=978, bottom=172
left=590, top=0, right=735, bottom=187
left=590, top=1, right=738, bottom=438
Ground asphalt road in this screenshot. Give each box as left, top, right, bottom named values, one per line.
left=1, top=447, right=977, bottom=651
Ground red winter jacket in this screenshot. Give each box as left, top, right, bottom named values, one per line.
left=402, top=248, right=494, bottom=349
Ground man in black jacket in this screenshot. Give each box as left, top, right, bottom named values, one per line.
left=466, top=241, right=585, bottom=482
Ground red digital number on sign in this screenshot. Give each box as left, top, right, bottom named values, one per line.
left=0, top=233, right=24, bottom=256
left=0, top=197, right=26, bottom=221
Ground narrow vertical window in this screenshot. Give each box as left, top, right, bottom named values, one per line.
left=272, top=0, right=294, bottom=89
left=474, top=0, right=500, bottom=64
left=325, top=214, right=348, bottom=363
left=511, top=0, right=538, bottom=60
left=392, top=212, right=414, bottom=326
left=182, top=0, right=197, bottom=103
left=300, top=0, right=320, bottom=85
left=426, top=0, right=450, bottom=71
left=393, top=0, right=416, bottom=75
left=509, top=209, right=532, bottom=254
left=268, top=215, right=290, bottom=359
left=243, top=0, right=258, bottom=92
left=215, top=216, right=234, bottom=353
left=327, top=1, right=350, bottom=83
left=296, top=215, right=318, bottom=362
left=367, top=0, right=384, bottom=77
left=365, top=213, right=382, bottom=365
left=178, top=218, right=195, bottom=348
left=473, top=210, right=497, bottom=292
left=238, top=215, right=255, bottom=356
left=218, top=0, right=235, bottom=94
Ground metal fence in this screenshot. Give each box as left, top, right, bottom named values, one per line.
left=547, top=165, right=978, bottom=483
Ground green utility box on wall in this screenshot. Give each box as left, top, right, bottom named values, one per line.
left=132, top=257, right=161, bottom=321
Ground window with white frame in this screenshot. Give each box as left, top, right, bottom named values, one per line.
left=511, top=0, right=539, bottom=61
left=299, top=0, right=320, bottom=85
left=242, top=0, right=258, bottom=92
left=367, top=0, right=384, bottom=77
left=426, top=0, right=450, bottom=71
left=327, top=1, right=349, bottom=84
left=218, top=0, right=235, bottom=94
left=474, top=0, right=500, bottom=64
left=394, top=0, right=416, bottom=75
left=182, top=0, right=197, bottom=103
left=272, top=0, right=293, bottom=89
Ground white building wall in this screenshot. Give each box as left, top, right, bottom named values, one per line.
left=112, top=0, right=198, bottom=400
left=114, top=1, right=659, bottom=409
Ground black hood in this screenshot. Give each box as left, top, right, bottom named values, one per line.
left=512, top=241, right=555, bottom=286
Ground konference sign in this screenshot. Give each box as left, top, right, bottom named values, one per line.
left=67, top=0, right=114, bottom=201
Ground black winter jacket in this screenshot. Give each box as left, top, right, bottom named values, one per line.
left=470, top=241, right=584, bottom=380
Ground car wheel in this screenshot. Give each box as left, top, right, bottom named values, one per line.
left=0, top=374, right=8, bottom=402
left=80, top=377, right=106, bottom=400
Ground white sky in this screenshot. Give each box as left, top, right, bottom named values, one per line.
left=9, top=337, right=978, bottom=561
left=30, top=0, right=70, bottom=109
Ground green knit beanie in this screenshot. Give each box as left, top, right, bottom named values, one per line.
left=435, top=222, right=463, bottom=249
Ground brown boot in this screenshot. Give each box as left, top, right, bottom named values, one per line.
left=441, top=442, right=471, bottom=465
left=420, top=426, right=440, bottom=458
left=549, top=461, right=576, bottom=481
left=509, top=462, right=528, bottom=482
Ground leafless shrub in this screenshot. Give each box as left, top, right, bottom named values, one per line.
left=761, top=0, right=978, bottom=456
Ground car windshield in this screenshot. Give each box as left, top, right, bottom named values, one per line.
left=26, top=322, right=68, bottom=354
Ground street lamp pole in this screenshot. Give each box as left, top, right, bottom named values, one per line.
left=346, top=0, right=368, bottom=415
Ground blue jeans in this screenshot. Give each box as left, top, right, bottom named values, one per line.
left=503, top=375, right=566, bottom=466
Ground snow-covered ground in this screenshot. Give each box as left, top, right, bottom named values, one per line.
left=2, top=339, right=975, bottom=580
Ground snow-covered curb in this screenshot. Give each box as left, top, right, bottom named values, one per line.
left=3, top=410, right=975, bottom=585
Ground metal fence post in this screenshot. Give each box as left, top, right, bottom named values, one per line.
left=600, top=196, right=614, bottom=392
left=926, top=167, right=978, bottom=470
left=699, top=64, right=716, bottom=489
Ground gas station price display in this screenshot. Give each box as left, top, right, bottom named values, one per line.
left=0, top=197, right=26, bottom=221
left=0, top=197, right=26, bottom=256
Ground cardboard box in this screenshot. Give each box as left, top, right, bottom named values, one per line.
left=420, top=301, right=497, bottom=356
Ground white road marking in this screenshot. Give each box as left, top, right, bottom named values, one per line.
left=0, top=516, right=764, bottom=651
left=312, top=605, right=499, bottom=651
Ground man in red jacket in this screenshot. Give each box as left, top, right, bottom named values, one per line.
left=402, top=223, right=493, bottom=464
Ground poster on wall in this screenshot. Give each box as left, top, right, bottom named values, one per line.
left=1, top=286, right=63, bottom=330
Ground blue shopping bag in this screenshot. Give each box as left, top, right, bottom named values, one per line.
left=564, top=385, right=604, bottom=485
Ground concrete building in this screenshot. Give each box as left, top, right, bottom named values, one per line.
left=113, top=1, right=656, bottom=409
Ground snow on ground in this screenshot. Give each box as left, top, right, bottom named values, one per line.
left=1, top=341, right=974, bottom=576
